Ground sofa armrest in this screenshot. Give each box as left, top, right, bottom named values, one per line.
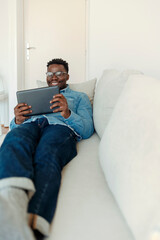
left=99, top=74, right=160, bottom=240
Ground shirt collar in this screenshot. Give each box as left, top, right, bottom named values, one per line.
left=60, top=84, right=70, bottom=93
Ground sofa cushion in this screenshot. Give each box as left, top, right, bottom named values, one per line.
left=99, top=74, right=160, bottom=240
left=50, top=133, right=134, bottom=240
left=93, top=69, right=142, bottom=138
left=37, top=80, right=47, bottom=88
left=37, top=78, right=97, bottom=105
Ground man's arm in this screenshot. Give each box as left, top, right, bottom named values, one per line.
left=50, top=92, right=94, bottom=139
left=62, top=93, right=94, bottom=139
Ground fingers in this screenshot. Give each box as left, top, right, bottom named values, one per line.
left=14, top=103, right=32, bottom=124
left=50, top=94, right=65, bottom=104
left=14, top=103, right=31, bottom=112
left=49, top=94, right=70, bottom=118
left=50, top=101, right=63, bottom=112
left=15, top=105, right=32, bottom=116
left=50, top=94, right=67, bottom=111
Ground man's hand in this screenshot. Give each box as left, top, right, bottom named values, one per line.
left=50, top=94, right=71, bottom=119
left=14, top=103, right=32, bottom=124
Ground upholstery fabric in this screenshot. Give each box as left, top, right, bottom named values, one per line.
left=69, top=78, right=97, bottom=105
left=36, top=80, right=47, bottom=88
left=99, top=74, right=160, bottom=240
left=50, top=133, right=134, bottom=240
left=93, top=69, right=142, bottom=138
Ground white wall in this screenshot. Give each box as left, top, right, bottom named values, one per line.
left=0, top=0, right=9, bottom=126
left=88, top=0, right=160, bottom=80
left=0, top=0, right=9, bottom=92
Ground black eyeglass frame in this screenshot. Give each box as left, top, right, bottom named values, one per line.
left=46, top=71, right=68, bottom=78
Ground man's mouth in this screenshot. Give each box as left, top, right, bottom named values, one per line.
left=50, top=81, right=58, bottom=86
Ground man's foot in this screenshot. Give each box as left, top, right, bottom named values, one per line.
left=0, top=187, right=35, bottom=240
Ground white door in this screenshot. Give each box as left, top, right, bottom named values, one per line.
left=24, top=0, right=86, bottom=89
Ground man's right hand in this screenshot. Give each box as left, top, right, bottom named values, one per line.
left=14, top=103, right=32, bottom=125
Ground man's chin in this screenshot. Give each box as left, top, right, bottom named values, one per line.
left=48, top=83, right=67, bottom=89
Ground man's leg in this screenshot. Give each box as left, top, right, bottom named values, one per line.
left=0, top=122, right=40, bottom=187
left=0, top=122, right=41, bottom=240
left=28, top=124, right=77, bottom=237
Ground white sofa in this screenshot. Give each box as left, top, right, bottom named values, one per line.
left=49, top=71, right=160, bottom=240
left=1, top=70, right=160, bottom=240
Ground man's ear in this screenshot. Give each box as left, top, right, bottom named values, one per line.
left=66, top=74, right=69, bottom=81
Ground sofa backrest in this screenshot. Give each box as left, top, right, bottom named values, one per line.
left=93, top=69, right=142, bottom=139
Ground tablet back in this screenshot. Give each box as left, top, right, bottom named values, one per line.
left=16, top=86, right=59, bottom=116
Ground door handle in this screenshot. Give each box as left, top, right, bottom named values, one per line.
left=26, top=43, right=36, bottom=60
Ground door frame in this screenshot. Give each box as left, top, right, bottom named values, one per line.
left=8, top=0, right=24, bottom=121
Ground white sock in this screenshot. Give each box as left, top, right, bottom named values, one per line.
left=0, top=187, right=35, bottom=240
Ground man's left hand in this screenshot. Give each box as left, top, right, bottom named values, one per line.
left=50, top=94, right=71, bottom=119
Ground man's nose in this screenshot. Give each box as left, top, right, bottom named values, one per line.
left=52, top=74, right=58, bottom=80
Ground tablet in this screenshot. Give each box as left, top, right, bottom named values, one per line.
left=16, top=85, right=59, bottom=116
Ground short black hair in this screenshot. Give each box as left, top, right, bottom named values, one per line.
left=47, top=58, right=69, bottom=73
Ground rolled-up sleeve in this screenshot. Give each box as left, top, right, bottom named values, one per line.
left=63, top=93, right=94, bottom=139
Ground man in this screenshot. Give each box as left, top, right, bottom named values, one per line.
left=0, top=58, right=94, bottom=240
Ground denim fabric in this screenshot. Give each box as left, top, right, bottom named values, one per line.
left=0, top=118, right=77, bottom=223
left=10, top=85, right=94, bottom=140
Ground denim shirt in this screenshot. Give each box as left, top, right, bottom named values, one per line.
left=10, top=85, right=94, bottom=141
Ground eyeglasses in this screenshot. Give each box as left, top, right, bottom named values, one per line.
left=46, top=71, right=67, bottom=78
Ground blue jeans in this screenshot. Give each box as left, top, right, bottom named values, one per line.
left=0, top=118, right=77, bottom=226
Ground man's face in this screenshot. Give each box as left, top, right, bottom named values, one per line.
left=46, top=64, right=69, bottom=90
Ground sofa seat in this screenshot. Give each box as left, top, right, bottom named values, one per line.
left=49, top=133, right=134, bottom=240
